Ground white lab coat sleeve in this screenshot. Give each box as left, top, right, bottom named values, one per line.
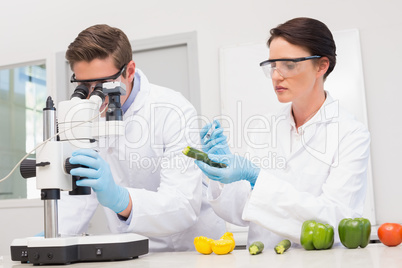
left=107, top=96, right=202, bottom=237
left=242, top=123, right=370, bottom=244
left=58, top=191, right=99, bottom=235
left=207, top=180, right=252, bottom=227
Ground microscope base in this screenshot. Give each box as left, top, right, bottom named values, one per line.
left=10, top=233, right=148, bottom=265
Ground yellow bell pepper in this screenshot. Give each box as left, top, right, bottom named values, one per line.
left=194, top=232, right=235, bottom=255
left=220, top=232, right=235, bottom=252
left=194, top=236, right=214, bottom=254
left=211, top=238, right=235, bottom=255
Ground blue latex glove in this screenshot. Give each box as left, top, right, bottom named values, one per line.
left=35, top=231, right=44, bottom=237
left=69, top=149, right=130, bottom=214
left=195, top=153, right=260, bottom=187
left=200, top=120, right=231, bottom=155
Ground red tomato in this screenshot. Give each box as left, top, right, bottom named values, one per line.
left=377, top=223, right=402, bottom=247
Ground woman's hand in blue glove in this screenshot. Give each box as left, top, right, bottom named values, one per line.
left=195, top=153, right=260, bottom=187
left=200, top=120, right=231, bottom=155
left=69, top=149, right=130, bottom=214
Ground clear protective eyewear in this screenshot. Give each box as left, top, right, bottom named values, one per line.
left=70, top=64, right=127, bottom=91
left=259, top=56, right=321, bottom=79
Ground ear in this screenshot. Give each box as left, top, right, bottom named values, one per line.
left=126, top=60, right=136, bottom=82
left=316, top=57, right=330, bottom=78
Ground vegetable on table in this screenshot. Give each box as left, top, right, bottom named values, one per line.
left=211, top=238, right=234, bottom=255
left=194, top=236, right=214, bottom=255
left=338, top=218, right=371, bottom=249
left=220, top=232, right=236, bottom=252
left=274, top=239, right=291, bottom=254
left=377, top=223, right=402, bottom=247
left=249, top=241, right=264, bottom=255
left=194, top=232, right=235, bottom=255
left=300, top=220, right=334, bottom=250
left=182, top=146, right=227, bottom=168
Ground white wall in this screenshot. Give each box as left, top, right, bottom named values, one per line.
left=1, top=0, right=401, bottom=253
left=0, top=199, right=43, bottom=256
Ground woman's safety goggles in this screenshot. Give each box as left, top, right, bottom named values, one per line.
left=259, top=56, right=321, bottom=79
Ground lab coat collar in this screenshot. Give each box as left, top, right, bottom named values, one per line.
left=121, top=71, right=140, bottom=113
left=285, top=91, right=339, bottom=132
left=124, top=68, right=150, bottom=116
left=281, top=91, right=340, bottom=159
left=305, top=91, right=339, bottom=127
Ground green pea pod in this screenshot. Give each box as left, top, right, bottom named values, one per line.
left=300, top=220, right=334, bottom=250
left=338, top=218, right=371, bottom=249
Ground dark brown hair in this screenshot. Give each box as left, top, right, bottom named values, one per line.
left=268, top=17, right=336, bottom=79
left=65, top=24, right=132, bottom=77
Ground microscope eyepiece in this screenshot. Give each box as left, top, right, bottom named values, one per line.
left=102, top=82, right=126, bottom=121
left=70, top=84, right=89, bottom=100
left=89, top=83, right=106, bottom=103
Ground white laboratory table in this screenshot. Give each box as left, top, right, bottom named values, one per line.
left=1, top=243, right=401, bottom=268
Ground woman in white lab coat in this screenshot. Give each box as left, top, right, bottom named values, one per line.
left=196, top=17, right=370, bottom=248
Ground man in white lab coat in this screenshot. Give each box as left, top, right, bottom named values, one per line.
left=58, top=24, right=225, bottom=252
left=196, top=17, right=370, bottom=248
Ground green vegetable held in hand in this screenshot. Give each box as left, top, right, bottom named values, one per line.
left=300, top=220, right=334, bottom=250
left=338, top=218, right=371, bottom=249
left=182, top=146, right=227, bottom=168
left=249, top=241, right=264, bottom=255
left=274, top=239, right=291, bottom=254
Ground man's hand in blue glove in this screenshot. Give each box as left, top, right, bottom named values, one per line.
left=201, top=120, right=231, bottom=155
left=69, top=149, right=130, bottom=214
left=195, top=153, right=260, bottom=187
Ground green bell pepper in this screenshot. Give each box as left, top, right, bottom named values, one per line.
left=300, top=220, right=334, bottom=250
left=338, top=218, right=371, bottom=249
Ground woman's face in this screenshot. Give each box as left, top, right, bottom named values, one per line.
left=269, top=37, right=320, bottom=104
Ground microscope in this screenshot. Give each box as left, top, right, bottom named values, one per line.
left=10, top=82, right=148, bottom=265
